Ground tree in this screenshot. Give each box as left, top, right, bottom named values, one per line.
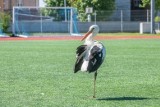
left=43, top=0, right=71, bottom=21
left=44, top=0, right=115, bottom=21
left=141, top=0, right=160, bottom=10
left=44, top=0, right=70, bottom=7
left=68, top=0, right=115, bottom=21
left=44, top=0, right=115, bottom=11
left=68, top=0, right=115, bottom=11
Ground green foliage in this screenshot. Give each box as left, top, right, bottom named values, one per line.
left=0, top=12, right=11, bottom=33
left=44, top=0, right=70, bottom=7
left=44, top=0, right=115, bottom=21
left=68, top=0, right=115, bottom=21
left=156, top=0, right=160, bottom=10
left=140, top=0, right=150, bottom=8
left=40, top=8, right=66, bottom=21
left=141, top=0, right=160, bottom=10
left=42, top=0, right=72, bottom=21
left=155, top=16, right=160, bottom=22
left=68, top=0, right=115, bottom=11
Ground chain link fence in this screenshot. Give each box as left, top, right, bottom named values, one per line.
left=9, top=9, right=160, bottom=34
left=77, top=10, right=160, bottom=33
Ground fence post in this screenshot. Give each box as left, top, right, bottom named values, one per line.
left=12, top=7, right=15, bottom=35
left=151, top=0, right=155, bottom=34
left=147, top=9, right=149, bottom=22
left=70, top=8, right=73, bottom=35
left=40, top=11, right=43, bottom=33
left=158, top=10, right=160, bottom=31
left=94, top=11, right=97, bottom=25
left=121, top=10, right=123, bottom=32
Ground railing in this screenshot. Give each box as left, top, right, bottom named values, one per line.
left=81, top=10, right=159, bottom=22
left=10, top=9, right=160, bottom=34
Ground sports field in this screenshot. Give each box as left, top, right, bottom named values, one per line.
left=0, top=35, right=160, bottom=107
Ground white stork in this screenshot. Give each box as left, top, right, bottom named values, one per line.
left=74, top=25, right=106, bottom=98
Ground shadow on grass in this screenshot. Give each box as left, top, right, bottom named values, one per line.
left=97, top=97, right=158, bottom=101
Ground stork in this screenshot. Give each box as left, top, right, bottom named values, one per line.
left=74, top=25, right=106, bottom=98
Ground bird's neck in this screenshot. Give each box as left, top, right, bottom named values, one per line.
left=84, top=39, right=94, bottom=46
left=84, top=34, right=94, bottom=45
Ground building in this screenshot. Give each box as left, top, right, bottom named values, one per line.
left=113, top=0, right=131, bottom=21
left=115, top=0, right=148, bottom=21
left=0, top=0, right=39, bottom=12
left=131, top=0, right=149, bottom=21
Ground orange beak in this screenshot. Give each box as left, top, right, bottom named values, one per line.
left=81, top=29, right=94, bottom=41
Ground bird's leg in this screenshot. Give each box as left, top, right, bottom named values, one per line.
left=93, top=71, right=97, bottom=98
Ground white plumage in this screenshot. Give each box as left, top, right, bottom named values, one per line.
left=74, top=25, right=106, bottom=98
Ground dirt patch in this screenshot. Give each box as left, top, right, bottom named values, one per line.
left=0, top=35, right=160, bottom=41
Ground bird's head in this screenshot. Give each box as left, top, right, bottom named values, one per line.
left=81, top=25, right=99, bottom=41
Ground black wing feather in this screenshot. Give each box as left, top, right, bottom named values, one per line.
left=87, top=46, right=104, bottom=73
left=74, top=45, right=87, bottom=73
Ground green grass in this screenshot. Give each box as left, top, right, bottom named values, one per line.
left=0, top=39, right=160, bottom=107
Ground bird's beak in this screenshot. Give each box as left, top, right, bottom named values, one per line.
left=81, top=29, right=94, bottom=41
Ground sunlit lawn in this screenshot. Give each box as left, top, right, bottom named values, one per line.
left=0, top=39, right=160, bottom=107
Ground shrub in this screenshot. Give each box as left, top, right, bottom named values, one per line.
left=155, top=16, right=160, bottom=22
left=0, top=12, right=11, bottom=33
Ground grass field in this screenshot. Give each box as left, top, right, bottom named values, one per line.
left=0, top=39, right=160, bottom=107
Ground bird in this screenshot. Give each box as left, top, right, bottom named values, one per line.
left=74, top=25, right=106, bottom=98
